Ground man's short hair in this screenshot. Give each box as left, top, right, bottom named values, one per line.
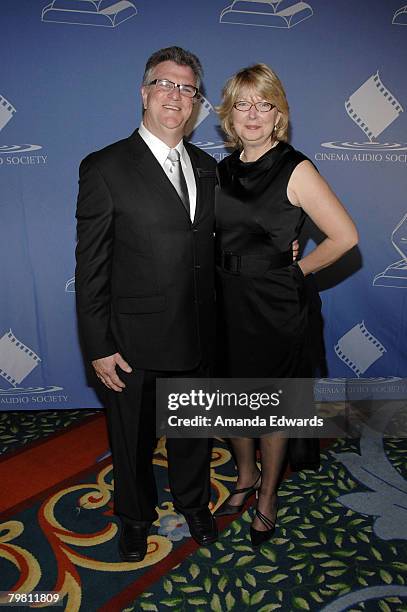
left=143, top=46, right=203, bottom=88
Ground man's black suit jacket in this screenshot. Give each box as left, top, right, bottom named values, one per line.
left=75, top=130, right=217, bottom=371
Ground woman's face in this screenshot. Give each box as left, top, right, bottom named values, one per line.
left=231, top=86, right=280, bottom=151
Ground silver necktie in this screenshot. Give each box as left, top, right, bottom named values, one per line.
left=166, top=148, right=190, bottom=215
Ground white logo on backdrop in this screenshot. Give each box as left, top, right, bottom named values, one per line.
left=0, top=330, right=63, bottom=397
left=373, top=213, right=407, bottom=288
left=219, top=0, right=313, bottom=28
left=42, top=0, right=137, bottom=28
left=192, top=139, right=234, bottom=161
left=185, top=94, right=214, bottom=136
left=65, top=277, right=75, bottom=292
left=334, top=321, right=386, bottom=378
left=393, top=5, right=407, bottom=25
left=0, top=94, right=42, bottom=155
left=321, top=71, right=406, bottom=152
left=0, top=95, right=16, bottom=132
left=192, top=141, right=231, bottom=151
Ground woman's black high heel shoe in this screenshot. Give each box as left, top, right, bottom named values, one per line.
left=250, top=495, right=278, bottom=548
left=214, top=472, right=261, bottom=517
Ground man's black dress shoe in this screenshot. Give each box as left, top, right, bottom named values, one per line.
left=119, top=522, right=150, bottom=562
left=183, top=508, right=218, bottom=546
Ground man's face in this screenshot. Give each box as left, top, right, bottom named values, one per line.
left=141, top=60, right=197, bottom=144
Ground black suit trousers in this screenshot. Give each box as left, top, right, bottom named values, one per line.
left=103, top=365, right=212, bottom=524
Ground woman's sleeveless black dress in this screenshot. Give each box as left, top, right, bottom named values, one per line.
left=215, top=141, right=321, bottom=469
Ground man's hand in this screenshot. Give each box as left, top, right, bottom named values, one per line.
left=292, top=239, right=299, bottom=261
left=92, top=353, right=132, bottom=392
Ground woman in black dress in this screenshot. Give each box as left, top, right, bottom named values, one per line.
left=214, top=64, right=358, bottom=547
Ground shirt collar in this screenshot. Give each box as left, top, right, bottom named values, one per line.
left=139, top=122, right=186, bottom=166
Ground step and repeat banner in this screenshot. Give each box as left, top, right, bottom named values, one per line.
left=1, top=1, right=406, bottom=410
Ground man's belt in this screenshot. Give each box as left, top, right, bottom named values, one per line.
left=217, top=249, right=292, bottom=274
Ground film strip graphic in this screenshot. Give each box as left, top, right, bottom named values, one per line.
left=345, top=71, right=403, bottom=141
left=334, top=321, right=386, bottom=378
left=186, top=94, right=213, bottom=135
left=0, top=94, right=16, bottom=132
left=196, top=94, right=212, bottom=115
left=345, top=101, right=373, bottom=141
left=0, top=330, right=41, bottom=387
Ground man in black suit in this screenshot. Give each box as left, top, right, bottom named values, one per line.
left=75, top=47, right=217, bottom=562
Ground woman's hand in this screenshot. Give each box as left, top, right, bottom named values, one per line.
left=292, top=239, right=299, bottom=261
left=287, top=161, right=358, bottom=276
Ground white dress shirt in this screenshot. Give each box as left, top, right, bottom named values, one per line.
left=138, top=122, right=197, bottom=222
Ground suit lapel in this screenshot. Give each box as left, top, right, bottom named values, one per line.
left=126, top=130, right=191, bottom=220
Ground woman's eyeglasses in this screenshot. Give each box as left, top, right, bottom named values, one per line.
left=233, top=101, right=276, bottom=112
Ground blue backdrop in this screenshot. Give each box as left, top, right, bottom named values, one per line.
left=1, top=0, right=406, bottom=409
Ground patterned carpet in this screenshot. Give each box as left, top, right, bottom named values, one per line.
left=0, top=409, right=97, bottom=455
left=125, top=435, right=407, bottom=612
left=1, top=410, right=406, bottom=611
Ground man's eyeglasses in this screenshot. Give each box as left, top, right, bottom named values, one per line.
left=148, top=79, right=198, bottom=98
left=233, top=101, right=276, bottom=112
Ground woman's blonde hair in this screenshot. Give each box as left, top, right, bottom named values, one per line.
left=217, top=63, right=289, bottom=149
